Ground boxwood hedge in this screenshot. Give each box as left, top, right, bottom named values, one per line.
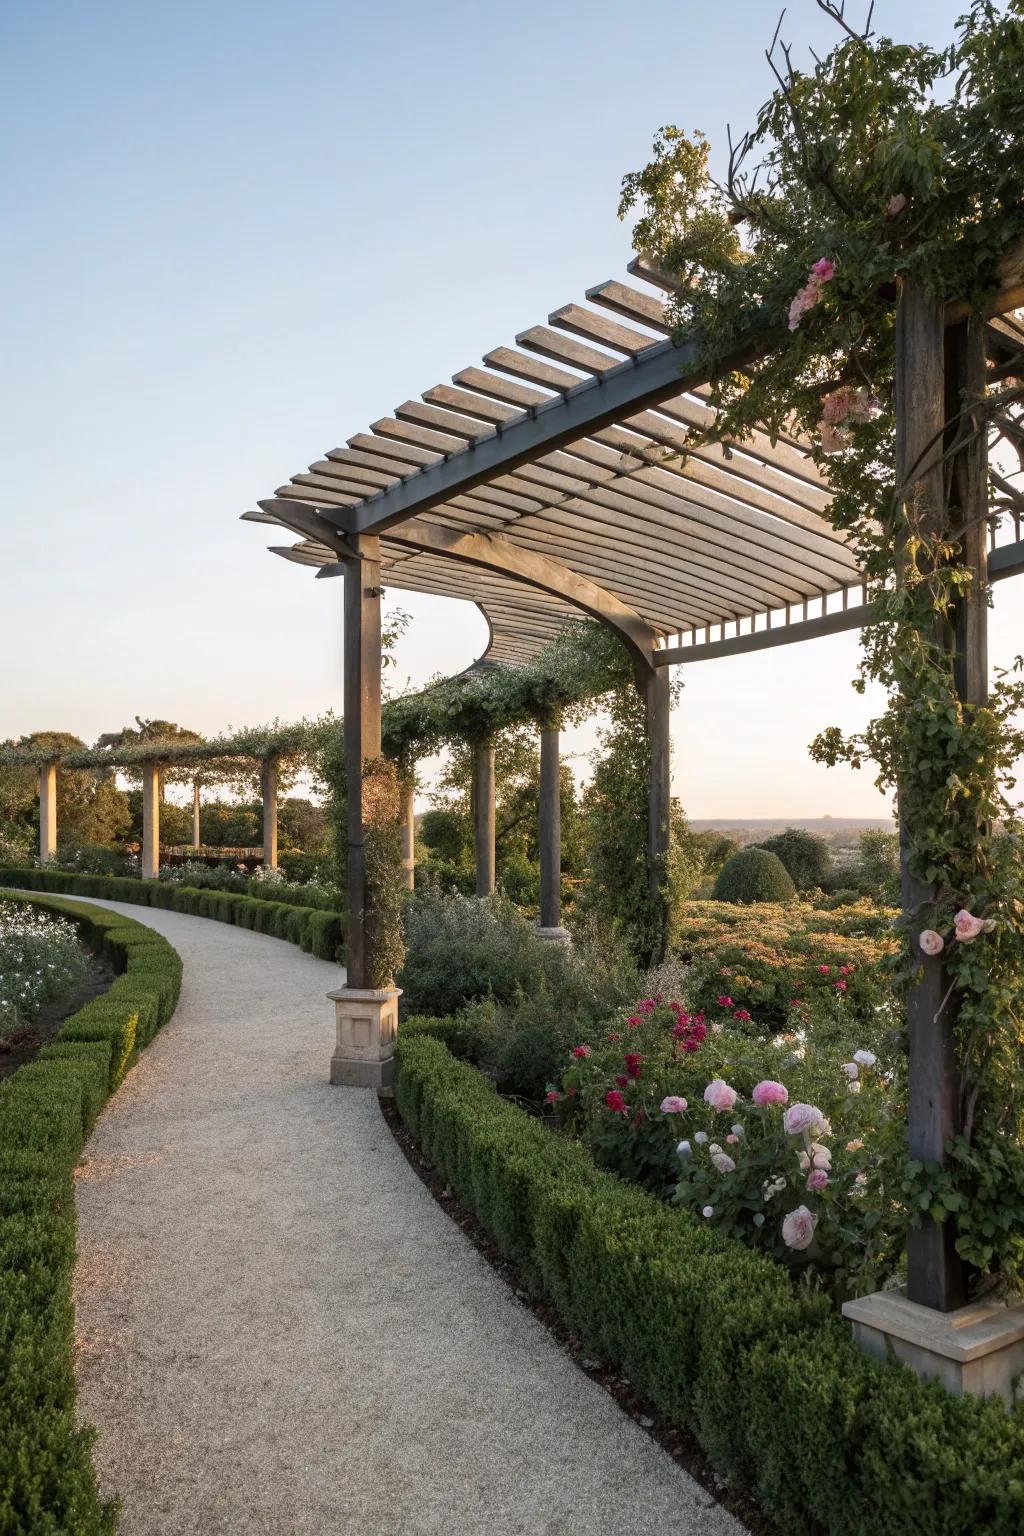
left=0, top=868, right=344, bottom=963
left=0, top=892, right=183, bottom=1534
left=395, top=1025, right=1024, bottom=1536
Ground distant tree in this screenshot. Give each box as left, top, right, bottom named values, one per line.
left=0, top=731, right=131, bottom=854
left=758, top=827, right=832, bottom=891
left=854, top=828, right=900, bottom=903
left=278, top=798, right=329, bottom=854
left=691, top=829, right=742, bottom=882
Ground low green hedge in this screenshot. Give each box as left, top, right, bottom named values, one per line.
left=0, top=868, right=344, bottom=962
left=0, top=892, right=184, bottom=1534
left=395, top=1028, right=1024, bottom=1536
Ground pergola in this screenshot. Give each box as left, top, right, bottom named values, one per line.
left=245, top=246, right=1024, bottom=1392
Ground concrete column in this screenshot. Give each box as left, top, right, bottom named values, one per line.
left=192, top=780, right=201, bottom=850
left=472, top=739, right=496, bottom=897
left=538, top=722, right=563, bottom=934
left=39, top=763, right=57, bottom=863
left=141, top=762, right=160, bottom=880
left=261, top=757, right=279, bottom=870
left=400, top=777, right=416, bottom=892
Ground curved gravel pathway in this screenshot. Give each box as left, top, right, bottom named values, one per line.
left=72, top=899, right=743, bottom=1536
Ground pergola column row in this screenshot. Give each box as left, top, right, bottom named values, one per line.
left=35, top=758, right=282, bottom=876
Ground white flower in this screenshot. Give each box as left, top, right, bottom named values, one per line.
left=694, top=1131, right=709, bottom=1145
left=783, top=1103, right=827, bottom=1136
left=676, top=1139, right=692, bottom=1158
left=842, top=1062, right=859, bottom=1081
left=702, top=1205, right=715, bottom=1219
left=711, top=1149, right=736, bottom=1174
left=853, top=1050, right=877, bottom=1068
left=730, top=1123, right=744, bottom=1138
left=762, top=1175, right=787, bottom=1200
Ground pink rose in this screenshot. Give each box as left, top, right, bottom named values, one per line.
left=782, top=1205, right=818, bottom=1251
left=806, top=1169, right=829, bottom=1193
left=954, top=910, right=985, bottom=943
left=919, top=928, right=944, bottom=956
left=812, top=257, right=835, bottom=281
left=752, top=1080, right=789, bottom=1107
left=886, top=193, right=907, bottom=217
left=571, top=1044, right=592, bottom=1059
left=725, top=1133, right=739, bottom=1145
left=783, top=1102, right=826, bottom=1136
left=660, top=1095, right=688, bottom=1114
left=703, top=1078, right=738, bottom=1112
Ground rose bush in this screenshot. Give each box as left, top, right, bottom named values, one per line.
left=560, top=993, right=907, bottom=1301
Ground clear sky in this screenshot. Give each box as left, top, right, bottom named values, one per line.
left=2, top=0, right=1017, bottom=818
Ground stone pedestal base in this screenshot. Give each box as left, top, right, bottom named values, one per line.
left=537, top=925, right=571, bottom=943
left=328, top=986, right=401, bottom=1096
left=843, top=1288, right=1024, bottom=1405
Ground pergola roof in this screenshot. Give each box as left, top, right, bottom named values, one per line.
left=244, top=258, right=1024, bottom=671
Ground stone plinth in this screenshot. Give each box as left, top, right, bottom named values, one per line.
left=843, top=1288, right=1024, bottom=1406
left=328, top=986, right=401, bottom=1095
left=536, top=925, right=571, bottom=944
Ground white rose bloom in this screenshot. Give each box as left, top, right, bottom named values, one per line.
left=853, top=1050, right=877, bottom=1068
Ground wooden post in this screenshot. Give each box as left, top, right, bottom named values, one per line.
left=400, top=776, right=416, bottom=892
left=192, top=780, right=201, bottom=850
left=261, top=756, right=279, bottom=871
left=642, top=664, right=672, bottom=899
left=472, top=739, right=496, bottom=897
left=538, top=720, right=562, bottom=930
left=141, top=762, right=161, bottom=881
left=343, top=537, right=382, bottom=989
left=897, top=280, right=977, bottom=1313
left=39, top=762, right=57, bottom=863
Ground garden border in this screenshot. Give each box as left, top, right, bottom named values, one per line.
left=0, top=892, right=184, bottom=1533
left=395, top=1025, right=1024, bottom=1536
left=0, top=869, right=344, bottom=963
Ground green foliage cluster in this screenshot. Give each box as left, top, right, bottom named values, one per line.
left=0, top=869, right=344, bottom=963
left=757, top=827, right=833, bottom=891
left=0, top=893, right=182, bottom=1533
left=677, top=898, right=899, bottom=1026
left=713, top=847, right=797, bottom=904
left=395, top=1033, right=1024, bottom=1536
left=620, top=0, right=1024, bottom=1282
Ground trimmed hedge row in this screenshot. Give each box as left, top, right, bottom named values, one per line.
left=0, top=892, right=184, bottom=1534
left=395, top=1027, right=1024, bottom=1536
left=0, top=868, right=344, bottom=962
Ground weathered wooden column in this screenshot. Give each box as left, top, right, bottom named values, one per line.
left=896, top=283, right=971, bottom=1315
left=329, top=538, right=400, bottom=1092
left=141, top=762, right=160, bottom=880
left=400, top=775, right=416, bottom=892
left=261, top=756, right=279, bottom=870
left=39, top=762, right=57, bottom=863
left=643, top=662, right=672, bottom=904
left=472, top=738, right=496, bottom=897
left=191, top=780, right=201, bottom=850
left=845, top=289, right=1024, bottom=1402
left=538, top=718, right=565, bottom=936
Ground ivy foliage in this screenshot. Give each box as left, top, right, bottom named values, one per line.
left=619, top=0, right=1024, bottom=1284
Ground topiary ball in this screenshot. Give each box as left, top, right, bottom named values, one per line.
left=712, top=847, right=797, bottom=904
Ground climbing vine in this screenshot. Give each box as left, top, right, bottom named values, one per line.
left=620, top=0, right=1024, bottom=1283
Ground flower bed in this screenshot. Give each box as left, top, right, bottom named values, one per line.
left=0, top=867, right=344, bottom=962
left=0, top=893, right=182, bottom=1533
left=0, top=903, right=87, bottom=1035
left=559, top=995, right=906, bottom=1301
left=676, top=898, right=899, bottom=1026
left=394, top=1029, right=1024, bottom=1536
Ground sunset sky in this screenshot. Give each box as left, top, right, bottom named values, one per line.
left=4, top=0, right=1013, bottom=818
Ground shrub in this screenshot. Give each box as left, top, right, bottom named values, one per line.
left=0, top=868, right=344, bottom=963
left=0, top=893, right=181, bottom=1533
left=0, top=904, right=87, bottom=1034
left=394, top=1033, right=1024, bottom=1536
left=676, top=899, right=898, bottom=1029
left=712, top=847, right=796, bottom=903
left=757, top=828, right=832, bottom=891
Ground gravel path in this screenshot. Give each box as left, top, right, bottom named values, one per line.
left=72, top=899, right=744, bottom=1536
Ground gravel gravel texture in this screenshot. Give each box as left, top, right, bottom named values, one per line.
left=71, top=898, right=744, bottom=1536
